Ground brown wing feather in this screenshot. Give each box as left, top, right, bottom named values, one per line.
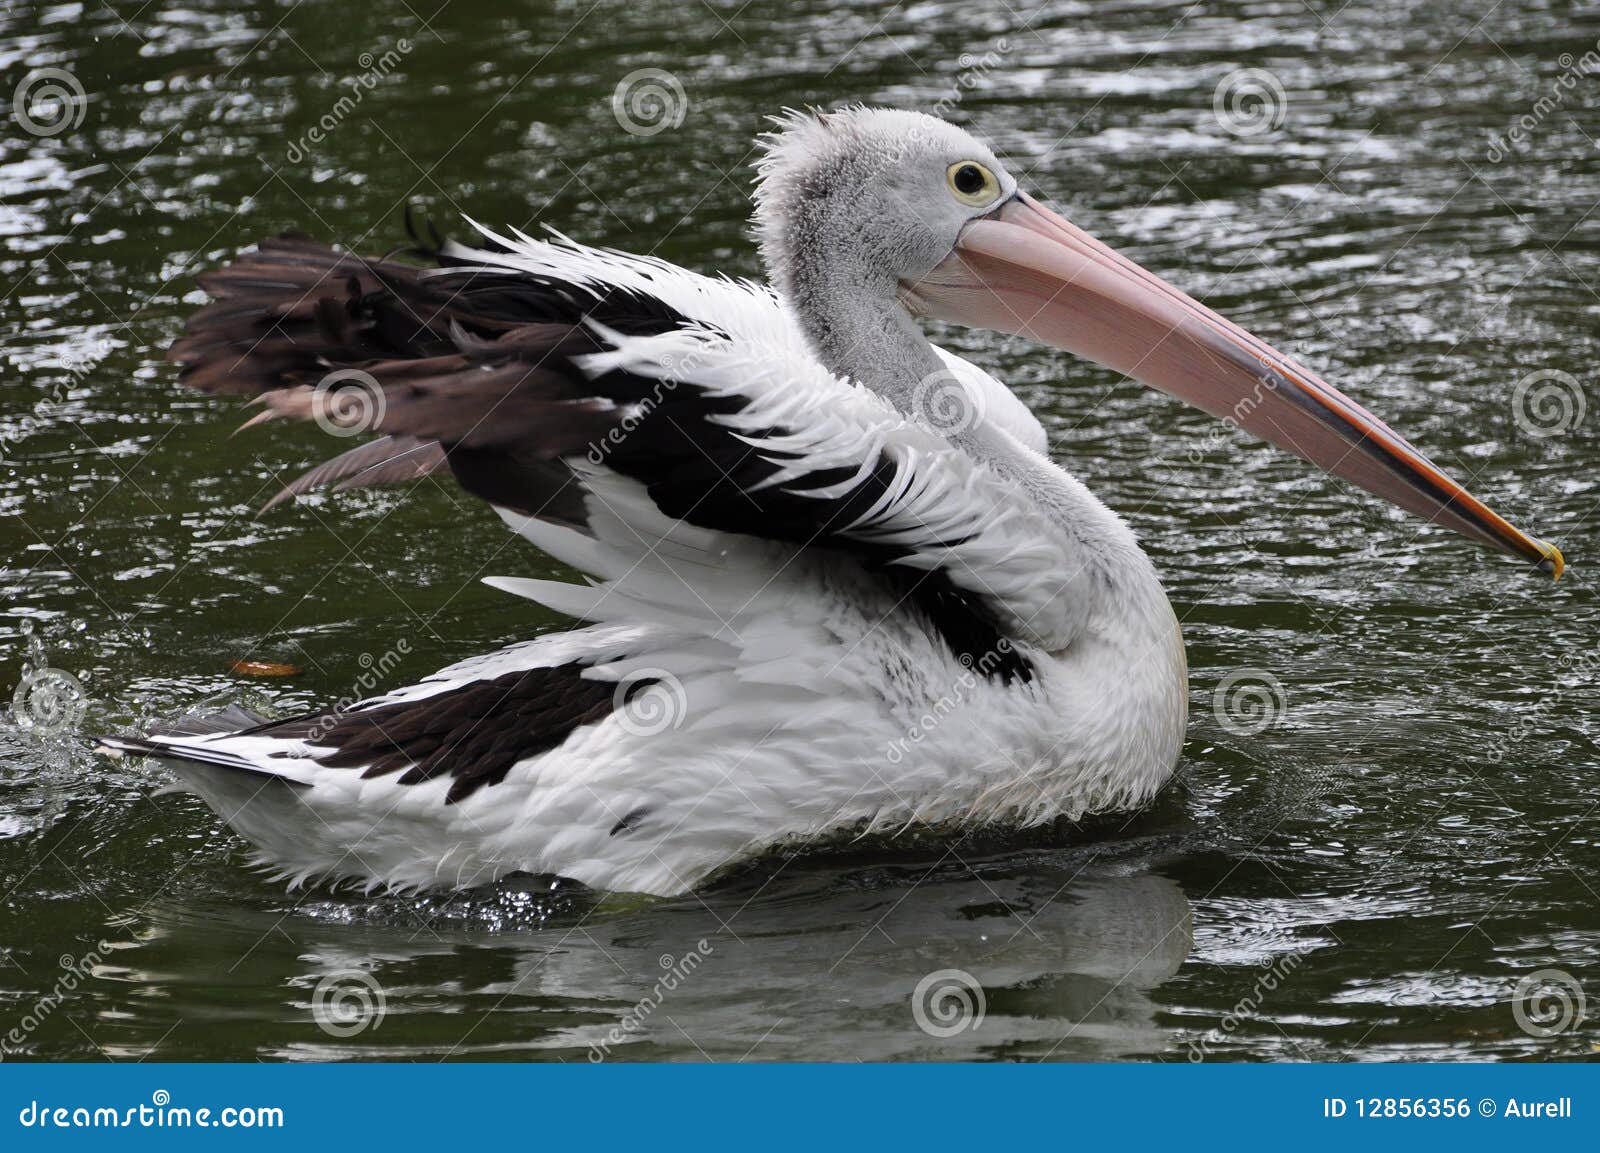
left=168, top=233, right=655, bottom=517
left=260, top=435, right=448, bottom=512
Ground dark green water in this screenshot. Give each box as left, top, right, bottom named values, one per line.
left=2, top=0, right=1598, bottom=1061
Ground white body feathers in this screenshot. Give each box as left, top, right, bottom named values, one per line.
left=121, top=222, right=1187, bottom=897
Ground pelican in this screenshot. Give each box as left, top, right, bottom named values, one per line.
left=99, top=108, right=1560, bottom=896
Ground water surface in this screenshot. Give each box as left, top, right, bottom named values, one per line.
left=2, top=0, right=1599, bottom=1061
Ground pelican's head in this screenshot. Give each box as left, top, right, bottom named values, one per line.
left=755, top=107, right=1020, bottom=299
left=754, top=106, right=1561, bottom=577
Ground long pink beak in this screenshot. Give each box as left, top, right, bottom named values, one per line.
left=904, top=193, right=1562, bottom=578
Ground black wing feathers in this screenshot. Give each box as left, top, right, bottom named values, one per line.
left=168, top=228, right=1035, bottom=765
left=277, top=665, right=629, bottom=805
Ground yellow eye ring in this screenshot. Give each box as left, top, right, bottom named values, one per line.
left=946, top=161, right=1000, bottom=206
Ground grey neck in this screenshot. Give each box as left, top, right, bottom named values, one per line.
left=778, top=237, right=1174, bottom=643
left=781, top=242, right=947, bottom=415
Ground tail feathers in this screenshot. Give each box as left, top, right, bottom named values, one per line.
left=97, top=719, right=511, bottom=894
left=97, top=730, right=309, bottom=791
left=147, top=702, right=275, bottom=737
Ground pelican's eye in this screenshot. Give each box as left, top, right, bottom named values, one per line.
left=947, top=161, right=999, bottom=206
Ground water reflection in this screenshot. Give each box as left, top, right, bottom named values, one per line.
left=107, top=861, right=1192, bottom=1061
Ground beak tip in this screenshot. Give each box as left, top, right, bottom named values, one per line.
left=1534, top=539, right=1565, bottom=581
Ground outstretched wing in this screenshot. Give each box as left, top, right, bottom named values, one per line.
left=167, top=227, right=1088, bottom=672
